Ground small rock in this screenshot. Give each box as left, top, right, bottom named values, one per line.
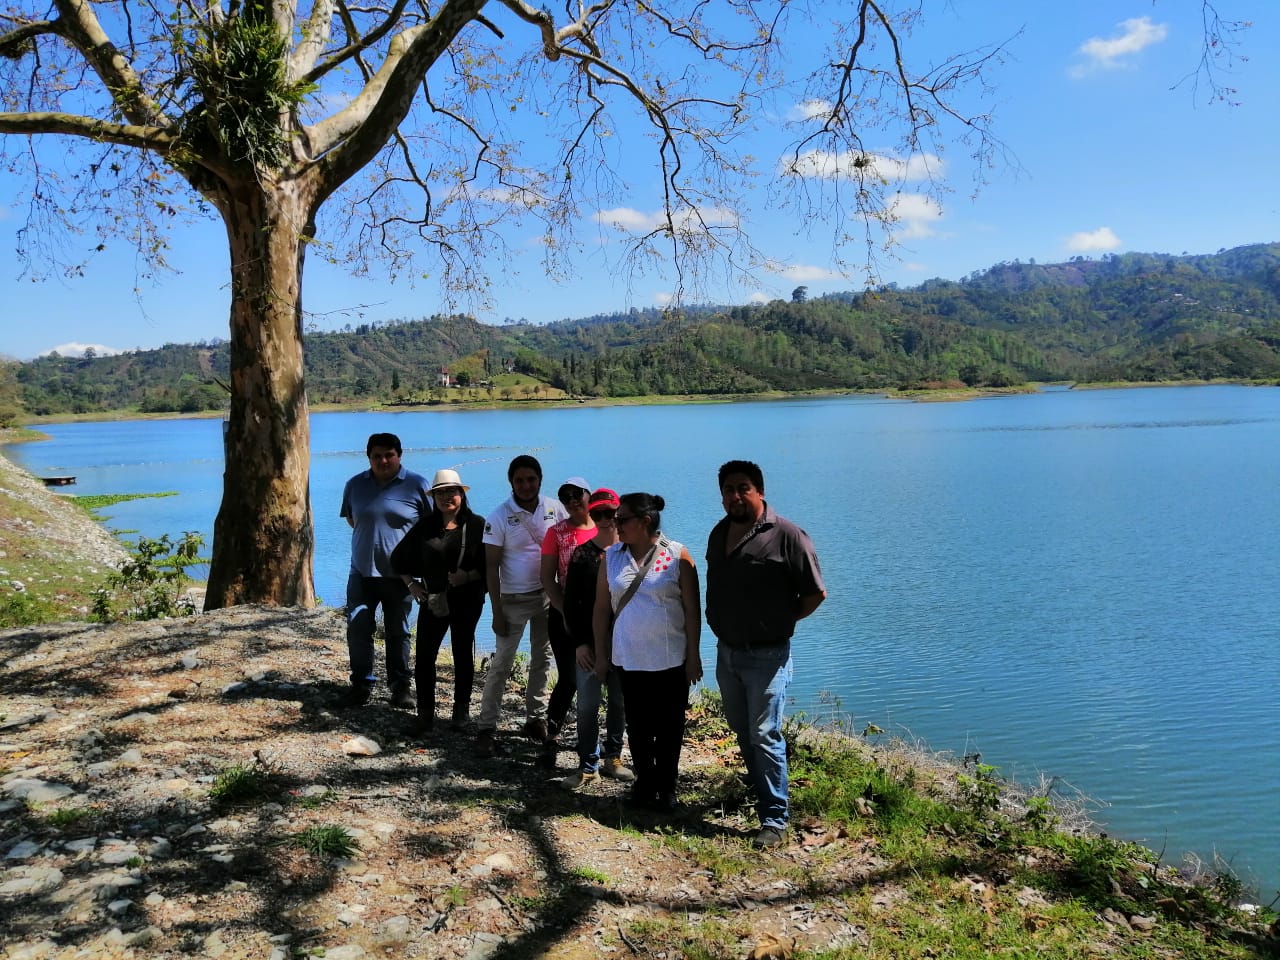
left=5, top=840, right=42, bottom=859
left=323, top=946, right=367, bottom=960
left=375, top=915, right=412, bottom=944
left=1128, top=914, right=1157, bottom=932
left=341, top=736, right=381, bottom=756
left=119, top=712, right=158, bottom=724
left=107, top=898, right=133, bottom=916
left=484, top=853, right=517, bottom=873
left=0, top=867, right=64, bottom=895
left=64, top=837, right=97, bottom=854
left=179, top=655, right=201, bottom=669
left=119, top=748, right=143, bottom=763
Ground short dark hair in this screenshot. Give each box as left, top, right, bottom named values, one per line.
left=619, top=492, right=666, bottom=535
left=718, top=459, right=764, bottom=494
left=507, top=454, right=543, bottom=481
left=367, top=432, right=402, bottom=456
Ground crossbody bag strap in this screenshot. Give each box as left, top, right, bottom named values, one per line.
left=454, top=522, right=467, bottom=572
left=612, top=537, right=667, bottom=619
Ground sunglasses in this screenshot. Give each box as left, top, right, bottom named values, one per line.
left=614, top=513, right=637, bottom=525
left=589, top=509, right=616, bottom=520
left=558, top=489, right=588, bottom=504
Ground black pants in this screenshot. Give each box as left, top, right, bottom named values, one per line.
left=618, top=664, right=689, bottom=797
left=414, top=590, right=484, bottom=719
left=546, top=606, right=578, bottom=732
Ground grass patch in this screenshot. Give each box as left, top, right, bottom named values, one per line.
left=44, top=807, right=93, bottom=829
left=277, top=825, right=360, bottom=859
left=209, top=762, right=280, bottom=807
left=0, top=589, right=62, bottom=628
left=70, top=491, right=178, bottom=522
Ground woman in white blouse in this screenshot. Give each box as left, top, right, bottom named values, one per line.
left=592, top=492, right=702, bottom=812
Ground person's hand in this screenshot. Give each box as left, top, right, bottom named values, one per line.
left=594, top=658, right=610, bottom=681
left=575, top=644, right=595, bottom=672
left=448, top=570, right=467, bottom=588
left=491, top=609, right=508, bottom=636
left=686, top=657, right=703, bottom=686
left=406, top=581, right=427, bottom=604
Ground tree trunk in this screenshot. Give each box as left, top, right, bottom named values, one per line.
left=204, top=178, right=317, bottom=609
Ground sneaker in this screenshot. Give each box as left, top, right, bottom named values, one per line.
left=599, top=758, right=635, bottom=782
left=653, top=791, right=678, bottom=814
left=450, top=705, right=469, bottom=731
left=522, top=718, right=548, bottom=742
left=338, top=685, right=372, bottom=709
left=753, top=826, right=787, bottom=849
left=411, top=714, right=435, bottom=735
left=475, top=730, right=495, bottom=758
left=389, top=686, right=416, bottom=710
left=559, top=769, right=598, bottom=792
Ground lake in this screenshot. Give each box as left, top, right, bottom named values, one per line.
left=6, top=385, right=1279, bottom=897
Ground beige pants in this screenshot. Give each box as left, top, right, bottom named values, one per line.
left=477, top=591, right=552, bottom=731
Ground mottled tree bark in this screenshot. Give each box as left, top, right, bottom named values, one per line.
left=205, top=178, right=317, bottom=609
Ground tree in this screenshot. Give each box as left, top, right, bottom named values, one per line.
left=792, top=286, right=809, bottom=304
left=0, top=2, right=1027, bottom=609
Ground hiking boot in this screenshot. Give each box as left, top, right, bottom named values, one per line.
left=475, top=730, right=495, bottom=758
left=522, top=718, right=548, bottom=742
left=411, top=714, right=435, bottom=735
left=753, top=826, right=787, bottom=849
left=450, top=707, right=469, bottom=731
left=599, top=758, right=635, bottom=782
left=559, top=768, right=598, bottom=792
left=389, top=685, right=415, bottom=709
left=338, top=684, right=372, bottom=709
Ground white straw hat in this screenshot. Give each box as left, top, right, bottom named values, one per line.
left=429, top=468, right=470, bottom=492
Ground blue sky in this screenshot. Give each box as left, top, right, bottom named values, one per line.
left=2, top=2, right=1277, bottom=361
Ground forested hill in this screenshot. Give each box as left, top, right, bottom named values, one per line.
left=6, top=243, right=1280, bottom=418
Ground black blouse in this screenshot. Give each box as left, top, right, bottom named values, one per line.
left=390, top=511, right=487, bottom=597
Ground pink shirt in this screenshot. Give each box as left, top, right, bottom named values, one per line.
left=541, top=521, right=597, bottom=582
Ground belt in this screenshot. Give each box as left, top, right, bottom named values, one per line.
left=501, top=589, right=544, bottom=599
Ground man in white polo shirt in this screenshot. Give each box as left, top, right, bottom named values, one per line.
left=476, top=454, right=567, bottom=757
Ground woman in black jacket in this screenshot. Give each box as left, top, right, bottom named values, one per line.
left=391, top=469, right=487, bottom=733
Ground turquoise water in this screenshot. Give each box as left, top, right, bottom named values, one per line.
left=8, top=385, right=1279, bottom=897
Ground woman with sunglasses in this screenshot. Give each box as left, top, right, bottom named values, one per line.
left=539, top=477, right=600, bottom=759
left=558, top=489, right=634, bottom=789
left=390, top=469, right=487, bottom=733
left=592, top=492, right=702, bottom=812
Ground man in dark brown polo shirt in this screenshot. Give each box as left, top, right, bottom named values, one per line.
left=705, top=459, right=825, bottom=849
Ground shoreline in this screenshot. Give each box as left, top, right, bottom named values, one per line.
left=15, top=378, right=1274, bottom=428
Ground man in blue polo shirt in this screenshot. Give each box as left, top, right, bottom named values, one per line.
left=706, top=459, right=826, bottom=849
left=339, top=432, right=432, bottom=708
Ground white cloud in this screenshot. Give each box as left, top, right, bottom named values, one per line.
left=762, top=261, right=842, bottom=282
left=653, top=291, right=674, bottom=307
left=747, top=292, right=771, bottom=304
left=41, top=342, right=122, bottom=358
left=1072, top=17, right=1168, bottom=75
left=592, top=206, right=738, bottom=233
left=1065, top=226, right=1121, bottom=252
left=888, top=193, right=943, bottom=239
left=782, top=150, right=941, bottom=182
left=789, top=99, right=834, bottom=121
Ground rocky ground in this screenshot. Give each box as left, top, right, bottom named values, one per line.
left=0, top=604, right=893, bottom=960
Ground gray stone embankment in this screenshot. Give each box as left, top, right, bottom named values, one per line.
left=0, top=450, right=128, bottom=573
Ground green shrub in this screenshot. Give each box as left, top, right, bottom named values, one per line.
left=0, top=588, right=60, bottom=628
left=92, top=532, right=203, bottom=622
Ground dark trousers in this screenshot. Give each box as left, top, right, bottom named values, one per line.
left=546, top=606, right=578, bottom=732
left=618, top=664, right=689, bottom=797
left=414, top=591, right=484, bottom=719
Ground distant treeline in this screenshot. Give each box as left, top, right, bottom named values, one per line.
left=5, top=243, right=1280, bottom=419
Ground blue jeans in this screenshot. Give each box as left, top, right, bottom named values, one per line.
left=345, top=573, right=413, bottom=689
left=574, top=662, right=626, bottom=772
left=716, top=641, right=793, bottom=830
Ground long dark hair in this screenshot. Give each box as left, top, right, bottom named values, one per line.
left=619, top=492, right=665, bottom=536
